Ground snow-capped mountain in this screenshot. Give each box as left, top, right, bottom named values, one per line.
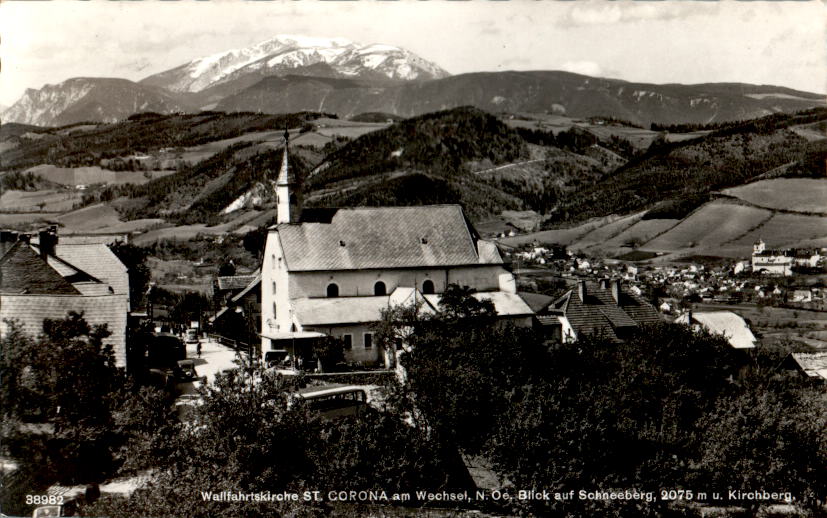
left=140, top=34, right=450, bottom=93
left=2, top=77, right=192, bottom=126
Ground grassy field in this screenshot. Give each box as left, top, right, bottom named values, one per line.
left=571, top=212, right=644, bottom=250
left=0, top=189, right=84, bottom=212
left=601, top=219, right=680, bottom=248
left=727, top=212, right=827, bottom=249
left=25, top=165, right=175, bottom=186
left=722, top=178, right=827, bottom=214
left=642, top=201, right=771, bottom=252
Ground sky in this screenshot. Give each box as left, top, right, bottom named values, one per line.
left=0, top=0, right=825, bottom=107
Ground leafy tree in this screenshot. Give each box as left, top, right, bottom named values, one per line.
left=109, top=242, right=151, bottom=309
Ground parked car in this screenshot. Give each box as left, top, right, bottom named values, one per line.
left=147, top=333, right=185, bottom=370
left=185, top=329, right=199, bottom=345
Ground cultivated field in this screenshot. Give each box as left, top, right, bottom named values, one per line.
left=571, top=212, right=644, bottom=250
left=601, top=219, right=680, bottom=249
left=0, top=189, right=84, bottom=212
left=728, top=213, right=827, bottom=249
left=722, top=178, right=827, bottom=214
left=642, top=201, right=771, bottom=252
left=25, top=165, right=175, bottom=186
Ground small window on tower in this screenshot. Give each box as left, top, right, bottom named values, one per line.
left=374, top=281, right=386, bottom=296
left=422, top=280, right=435, bottom=295
left=327, top=283, right=339, bottom=297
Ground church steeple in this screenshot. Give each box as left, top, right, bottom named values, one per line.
left=276, top=129, right=301, bottom=224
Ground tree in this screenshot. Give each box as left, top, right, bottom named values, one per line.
left=109, top=242, right=151, bottom=309
left=387, top=284, right=549, bottom=455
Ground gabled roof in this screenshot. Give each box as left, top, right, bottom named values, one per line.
left=675, top=311, right=756, bottom=349
left=217, top=274, right=259, bottom=292
left=275, top=205, right=502, bottom=271
left=551, top=281, right=661, bottom=341
left=0, top=243, right=79, bottom=295
left=786, top=352, right=827, bottom=380
left=52, top=244, right=128, bottom=298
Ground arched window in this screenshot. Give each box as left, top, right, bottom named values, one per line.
left=422, top=280, right=435, bottom=294
left=272, top=302, right=277, bottom=318
left=374, top=281, right=386, bottom=296
left=272, top=281, right=276, bottom=294
left=326, top=283, right=339, bottom=297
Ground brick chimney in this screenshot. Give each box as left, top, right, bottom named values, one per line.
left=611, top=279, right=622, bottom=305
left=38, top=226, right=58, bottom=259
left=577, top=280, right=587, bottom=302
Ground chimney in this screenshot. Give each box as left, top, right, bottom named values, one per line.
left=577, top=280, right=587, bottom=302
left=38, top=226, right=58, bottom=259
left=611, top=279, right=621, bottom=304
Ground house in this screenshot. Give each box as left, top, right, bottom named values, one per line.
left=0, top=228, right=130, bottom=366
left=674, top=311, right=756, bottom=349
left=780, top=352, right=827, bottom=380
left=210, top=273, right=262, bottom=343
left=260, top=141, right=530, bottom=367
left=214, top=272, right=260, bottom=306
left=792, top=289, right=813, bottom=303
left=541, top=279, right=661, bottom=343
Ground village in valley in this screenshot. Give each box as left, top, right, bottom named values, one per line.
left=1, top=2, right=826, bottom=518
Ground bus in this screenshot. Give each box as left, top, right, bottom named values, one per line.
left=294, top=385, right=369, bottom=419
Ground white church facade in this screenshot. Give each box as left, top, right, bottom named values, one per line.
left=259, top=143, right=532, bottom=367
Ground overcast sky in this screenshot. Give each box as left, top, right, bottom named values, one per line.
left=1, top=0, right=825, bottom=107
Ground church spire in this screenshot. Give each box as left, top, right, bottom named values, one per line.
left=276, top=129, right=300, bottom=223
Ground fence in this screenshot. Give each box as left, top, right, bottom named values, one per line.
left=207, top=333, right=258, bottom=357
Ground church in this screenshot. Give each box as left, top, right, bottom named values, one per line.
left=260, top=138, right=532, bottom=367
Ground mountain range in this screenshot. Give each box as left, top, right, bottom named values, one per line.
left=2, top=34, right=825, bottom=127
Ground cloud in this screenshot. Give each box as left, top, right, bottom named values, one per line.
left=559, top=60, right=603, bottom=77
left=564, top=2, right=702, bottom=27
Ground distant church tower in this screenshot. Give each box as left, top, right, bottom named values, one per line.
left=276, top=129, right=302, bottom=223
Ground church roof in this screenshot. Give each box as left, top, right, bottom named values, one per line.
left=276, top=205, right=503, bottom=271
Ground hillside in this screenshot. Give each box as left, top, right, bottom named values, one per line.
left=0, top=111, right=332, bottom=171
left=217, top=70, right=826, bottom=125
left=7, top=69, right=825, bottom=127
left=545, top=108, right=827, bottom=226
left=2, top=78, right=197, bottom=127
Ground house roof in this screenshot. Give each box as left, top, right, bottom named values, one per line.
left=675, top=311, right=757, bottom=349
left=294, top=289, right=531, bottom=327
left=787, top=352, right=827, bottom=380
left=52, top=244, right=129, bottom=298
left=518, top=292, right=555, bottom=313
left=551, top=281, right=661, bottom=341
left=275, top=205, right=502, bottom=271
left=217, top=274, right=259, bottom=292
left=294, top=295, right=394, bottom=326
left=0, top=243, right=80, bottom=295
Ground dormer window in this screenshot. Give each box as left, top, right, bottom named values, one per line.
left=339, top=240, right=346, bottom=247
left=421, top=237, right=428, bottom=244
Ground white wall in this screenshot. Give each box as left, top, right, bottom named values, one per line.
left=286, top=264, right=509, bottom=299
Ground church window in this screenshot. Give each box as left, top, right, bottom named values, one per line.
left=272, top=302, right=277, bottom=318
left=374, top=281, right=386, bottom=296
left=327, top=283, right=339, bottom=297
left=272, top=281, right=276, bottom=294
left=422, top=280, right=435, bottom=294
